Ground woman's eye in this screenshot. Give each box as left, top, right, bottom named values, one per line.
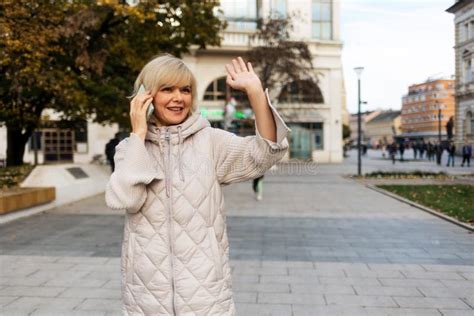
left=162, top=87, right=172, bottom=92
left=182, top=88, right=191, bottom=93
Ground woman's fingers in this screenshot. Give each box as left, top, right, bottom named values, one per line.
left=247, top=61, right=254, bottom=73
left=130, top=94, right=152, bottom=121
left=228, top=57, right=250, bottom=75
left=225, top=64, right=237, bottom=80
left=237, top=57, right=248, bottom=72
left=139, top=95, right=153, bottom=110
left=141, top=98, right=153, bottom=113
left=133, top=94, right=152, bottom=110
left=226, top=74, right=234, bottom=87
left=231, top=58, right=242, bottom=73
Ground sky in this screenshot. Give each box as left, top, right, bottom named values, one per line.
left=341, top=0, right=455, bottom=114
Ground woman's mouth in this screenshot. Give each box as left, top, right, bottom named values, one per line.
left=167, top=106, right=184, bottom=113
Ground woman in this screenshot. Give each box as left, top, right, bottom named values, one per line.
left=105, top=54, right=289, bottom=315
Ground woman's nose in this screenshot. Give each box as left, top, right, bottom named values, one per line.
left=172, top=89, right=183, bottom=101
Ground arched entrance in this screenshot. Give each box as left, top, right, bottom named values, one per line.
left=278, top=80, right=324, bottom=159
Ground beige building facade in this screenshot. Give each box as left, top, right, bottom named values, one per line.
left=1, top=0, right=345, bottom=164
left=364, top=110, right=401, bottom=148
left=447, top=0, right=474, bottom=149
left=187, top=0, right=346, bottom=163
left=348, top=110, right=381, bottom=145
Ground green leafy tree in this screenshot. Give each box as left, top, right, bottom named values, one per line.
left=0, top=0, right=225, bottom=166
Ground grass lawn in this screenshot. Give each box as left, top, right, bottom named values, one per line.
left=378, top=184, right=474, bottom=225
left=360, top=171, right=450, bottom=179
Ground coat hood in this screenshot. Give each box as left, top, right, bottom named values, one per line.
left=144, top=112, right=210, bottom=196
left=145, top=112, right=210, bottom=145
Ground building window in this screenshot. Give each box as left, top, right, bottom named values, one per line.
left=28, top=130, right=42, bottom=150
left=465, top=59, right=473, bottom=83
left=312, top=0, right=332, bottom=40
left=203, top=77, right=248, bottom=104
left=204, top=77, right=227, bottom=101
left=288, top=122, right=323, bottom=159
left=466, top=111, right=473, bottom=135
left=464, top=23, right=469, bottom=41
left=73, top=120, right=88, bottom=144
left=270, top=0, right=286, bottom=18
left=219, top=0, right=259, bottom=30
left=471, top=114, right=474, bottom=136
left=278, top=79, right=324, bottom=103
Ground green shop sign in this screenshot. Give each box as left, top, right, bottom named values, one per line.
left=200, top=108, right=224, bottom=121
left=200, top=108, right=253, bottom=120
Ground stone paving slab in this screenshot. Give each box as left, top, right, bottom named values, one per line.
left=2, top=255, right=474, bottom=315
left=1, top=156, right=473, bottom=315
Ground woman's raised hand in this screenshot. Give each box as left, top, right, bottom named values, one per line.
left=225, top=57, right=263, bottom=94
left=130, top=90, right=153, bottom=141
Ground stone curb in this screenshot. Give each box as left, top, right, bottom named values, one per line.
left=367, top=184, right=474, bottom=233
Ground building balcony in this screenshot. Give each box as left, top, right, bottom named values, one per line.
left=201, top=28, right=343, bottom=53
left=456, top=81, right=474, bottom=96
left=221, top=29, right=262, bottom=47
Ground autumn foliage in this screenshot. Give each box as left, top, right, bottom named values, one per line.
left=0, top=1, right=225, bottom=165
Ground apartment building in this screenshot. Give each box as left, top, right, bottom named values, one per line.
left=400, top=79, right=455, bottom=141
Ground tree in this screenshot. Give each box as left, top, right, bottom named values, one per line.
left=0, top=1, right=225, bottom=166
left=343, top=124, right=351, bottom=140
left=246, top=13, right=314, bottom=96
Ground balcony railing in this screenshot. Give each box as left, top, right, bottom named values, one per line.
left=456, top=82, right=474, bottom=95
left=221, top=30, right=263, bottom=47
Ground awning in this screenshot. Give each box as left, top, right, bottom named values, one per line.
left=277, top=108, right=325, bottom=123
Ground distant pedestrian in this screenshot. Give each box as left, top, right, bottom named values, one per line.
left=446, top=142, right=456, bottom=167
left=427, top=141, right=434, bottom=161
left=420, top=140, right=426, bottom=159
left=105, top=132, right=121, bottom=172
left=435, top=142, right=444, bottom=166
left=389, top=142, right=397, bottom=164
left=399, top=142, right=405, bottom=162
left=413, top=141, right=418, bottom=160
left=461, top=141, right=472, bottom=167
left=252, top=175, right=264, bottom=201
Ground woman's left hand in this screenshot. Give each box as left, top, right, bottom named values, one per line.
left=225, top=57, right=263, bottom=94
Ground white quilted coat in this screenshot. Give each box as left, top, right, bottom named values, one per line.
left=105, top=90, right=289, bottom=315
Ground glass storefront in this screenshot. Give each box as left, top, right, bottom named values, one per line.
left=288, top=123, right=324, bottom=159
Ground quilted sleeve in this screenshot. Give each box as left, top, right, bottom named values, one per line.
left=105, top=133, right=163, bottom=213
left=214, top=89, right=290, bottom=185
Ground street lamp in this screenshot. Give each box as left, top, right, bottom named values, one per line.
left=437, top=102, right=442, bottom=143
left=354, top=67, right=364, bottom=176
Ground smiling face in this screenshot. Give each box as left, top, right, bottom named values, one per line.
left=152, top=85, right=192, bottom=126
left=134, top=54, right=198, bottom=126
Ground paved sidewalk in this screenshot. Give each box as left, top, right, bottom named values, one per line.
left=1, top=157, right=473, bottom=315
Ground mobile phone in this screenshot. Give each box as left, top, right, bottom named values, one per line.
left=138, top=84, right=155, bottom=121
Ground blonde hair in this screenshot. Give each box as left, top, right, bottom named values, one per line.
left=131, top=54, right=197, bottom=113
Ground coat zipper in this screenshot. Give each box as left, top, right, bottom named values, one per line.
left=165, top=129, right=177, bottom=316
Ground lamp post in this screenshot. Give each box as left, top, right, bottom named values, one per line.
left=354, top=67, right=364, bottom=176
left=437, top=102, right=441, bottom=143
